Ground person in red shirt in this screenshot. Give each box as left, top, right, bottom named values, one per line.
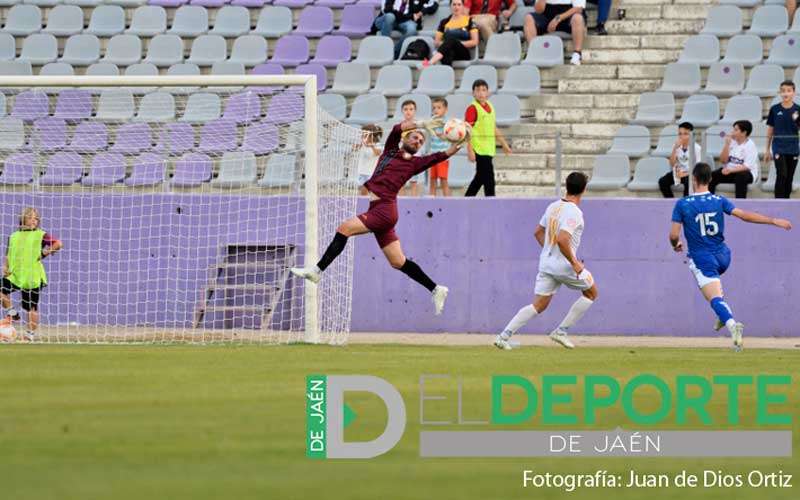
left=291, top=120, right=468, bottom=316
left=465, top=0, right=517, bottom=43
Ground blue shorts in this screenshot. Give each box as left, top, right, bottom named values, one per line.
left=687, top=247, right=731, bottom=288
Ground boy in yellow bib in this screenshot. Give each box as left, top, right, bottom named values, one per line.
left=464, top=79, right=512, bottom=196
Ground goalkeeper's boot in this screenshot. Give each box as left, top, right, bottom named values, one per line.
left=432, top=285, right=448, bottom=315
left=5, top=308, right=20, bottom=322
left=548, top=328, right=575, bottom=349
left=730, top=322, right=744, bottom=352
left=290, top=267, right=321, bottom=284
left=494, top=332, right=513, bottom=350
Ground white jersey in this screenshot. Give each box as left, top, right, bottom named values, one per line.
left=538, top=200, right=584, bottom=276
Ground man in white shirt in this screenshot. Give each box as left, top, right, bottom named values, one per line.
left=710, top=120, right=760, bottom=199
left=659, top=121, right=703, bottom=198
left=523, top=0, right=587, bottom=65
left=495, top=172, right=598, bottom=350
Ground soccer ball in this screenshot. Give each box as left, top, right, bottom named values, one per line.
left=443, top=118, right=469, bottom=143
left=0, top=322, right=17, bottom=343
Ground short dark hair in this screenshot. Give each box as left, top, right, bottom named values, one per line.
left=472, top=79, right=489, bottom=91
left=780, top=80, right=796, bottom=91
left=565, top=172, right=588, bottom=196
left=678, top=121, right=694, bottom=132
left=693, top=162, right=712, bottom=185
left=401, top=100, right=416, bottom=110
left=431, top=97, right=448, bottom=107
left=733, top=120, right=752, bottom=136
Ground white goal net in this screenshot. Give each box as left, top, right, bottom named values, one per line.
left=0, top=75, right=361, bottom=345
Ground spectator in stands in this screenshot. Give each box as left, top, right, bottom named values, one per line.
left=524, top=0, right=587, bottom=65
left=424, top=0, right=480, bottom=66
left=429, top=97, right=452, bottom=196
left=788, top=1, right=797, bottom=23
left=465, top=0, right=517, bottom=44
left=765, top=80, right=800, bottom=199
left=374, top=0, right=425, bottom=58
left=586, top=0, right=610, bottom=35
left=709, top=120, right=759, bottom=199
left=465, top=79, right=512, bottom=196
left=357, top=124, right=384, bottom=196
left=658, top=122, right=701, bottom=198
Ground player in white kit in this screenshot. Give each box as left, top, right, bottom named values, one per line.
left=495, top=172, right=598, bottom=350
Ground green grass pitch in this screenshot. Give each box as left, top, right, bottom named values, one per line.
left=0, top=344, right=797, bottom=500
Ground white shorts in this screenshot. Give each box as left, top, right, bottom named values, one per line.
left=688, top=258, right=721, bottom=289
left=534, top=269, right=594, bottom=296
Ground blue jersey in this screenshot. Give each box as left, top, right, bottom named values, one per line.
left=671, top=192, right=736, bottom=258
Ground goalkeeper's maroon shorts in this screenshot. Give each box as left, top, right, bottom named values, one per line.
left=357, top=198, right=398, bottom=249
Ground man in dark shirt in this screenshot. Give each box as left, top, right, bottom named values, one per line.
left=291, top=119, right=468, bottom=316
left=374, top=0, right=425, bottom=58
left=765, top=79, right=800, bottom=198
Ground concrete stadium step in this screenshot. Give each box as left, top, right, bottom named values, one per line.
left=582, top=49, right=682, bottom=65
left=605, top=20, right=703, bottom=35
left=558, top=79, right=661, bottom=94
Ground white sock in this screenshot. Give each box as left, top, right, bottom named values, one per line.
left=313, top=265, right=322, bottom=274
left=501, top=305, right=538, bottom=339
left=725, top=318, right=737, bottom=333
left=558, top=296, right=594, bottom=332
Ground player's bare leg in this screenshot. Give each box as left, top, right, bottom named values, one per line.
left=700, top=280, right=743, bottom=351
left=382, top=241, right=448, bottom=315
left=290, top=217, right=371, bottom=284
left=550, top=285, right=598, bottom=350
left=441, top=179, right=451, bottom=197
left=495, top=295, right=553, bottom=350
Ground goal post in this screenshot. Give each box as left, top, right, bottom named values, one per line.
left=0, top=75, right=358, bottom=345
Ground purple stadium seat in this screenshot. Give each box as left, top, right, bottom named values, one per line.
left=53, top=89, right=93, bottom=122
left=274, top=0, right=312, bottom=7
left=240, top=122, right=279, bottom=154
left=40, top=152, right=84, bottom=186
left=125, top=152, right=165, bottom=186
left=149, top=0, right=189, bottom=6
left=83, top=153, right=126, bottom=186
left=264, top=92, right=304, bottom=124
left=154, top=123, right=195, bottom=155
left=30, top=118, right=67, bottom=153
left=356, top=0, right=382, bottom=6
left=294, top=63, right=327, bottom=92
left=250, top=63, right=285, bottom=95
left=11, top=91, right=49, bottom=122
left=223, top=91, right=262, bottom=124
left=171, top=152, right=212, bottom=186
left=231, top=0, right=267, bottom=5
left=334, top=5, right=376, bottom=37
left=318, top=0, right=356, bottom=6
left=66, top=121, right=108, bottom=153
left=294, top=7, right=334, bottom=38
left=189, top=0, right=231, bottom=6
left=0, top=153, right=35, bottom=185
left=197, top=119, right=238, bottom=153
left=110, top=122, right=153, bottom=154
left=270, top=35, right=310, bottom=67
left=310, top=35, right=352, bottom=68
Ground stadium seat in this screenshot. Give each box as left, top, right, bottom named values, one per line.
left=333, top=5, right=375, bottom=38
left=231, top=0, right=268, bottom=5
left=53, top=89, right=92, bottom=122
left=705, top=125, right=728, bottom=158
left=416, top=65, right=455, bottom=97
left=144, top=35, right=185, bottom=67
left=253, top=7, right=293, bottom=38
left=264, top=92, right=304, bottom=124
left=212, top=151, right=258, bottom=187
left=24, top=0, right=61, bottom=6
left=85, top=5, right=125, bottom=37
left=294, top=6, right=334, bottom=38
left=198, top=119, right=238, bottom=153
left=453, top=45, right=480, bottom=70
left=40, top=152, right=84, bottom=186
left=0, top=152, right=35, bottom=185
left=60, top=35, right=101, bottom=66
left=718, top=94, right=761, bottom=125
left=86, top=62, right=120, bottom=76
left=210, top=6, right=251, bottom=37
left=30, top=118, right=66, bottom=153
left=274, top=0, right=313, bottom=7
left=166, top=63, right=201, bottom=94
left=678, top=94, right=720, bottom=128
left=124, top=153, right=166, bottom=187
left=607, top=125, right=651, bottom=157
left=249, top=63, right=284, bottom=95
left=310, top=36, right=352, bottom=68
left=319, top=93, right=347, bottom=121
left=419, top=6, right=451, bottom=37
left=766, top=34, right=800, bottom=66
left=258, top=153, right=296, bottom=188
left=721, top=34, right=763, bottom=67
left=1, top=5, right=42, bottom=37
left=126, top=6, right=167, bottom=36
left=222, top=91, right=262, bottom=124
left=135, top=92, right=176, bottom=122
left=0, top=34, right=15, bottom=61
left=677, top=35, right=720, bottom=67
left=651, top=125, right=679, bottom=157
left=700, top=6, right=742, bottom=37
left=750, top=121, right=768, bottom=157
left=270, top=35, right=310, bottom=67
left=108, top=0, right=148, bottom=6
left=447, top=155, right=474, bottom=188
left=188, top=35, right=227, bottom=66
left=444, top=93, right=471, bottom=120
left=229, top=36, right=268, bottom=67
left=627, top=157, right=672, bottom=191
left=789, top=9, right=800, bottom=34
left=395, top=37, right=435, bottom=68
left=190, top=0, right=229, bottom=6
left=330, top=62, right=371, bottom=96
left=718, top=0, right=759, bottom=6
left=0, top=118, right=25, bottom=150
left=66, top=0, right=106, bottom=5
left=40, top=62, right=75, bottom=77
left=748, top=5, right=789, bottom=37
left=102, top=35, right=143, bottom=66
left=66, top=121, right=108, bottom=153
left=393, top=93, right=431, bottom=119
left=658, top=63, right=701, bottom=97
left=498, top=65, right=541, bottom=97
left=457, top=65, right=498, bottom=94
left=508, top=6, right=535, bottom=31
left=744, top=64, right=785, bottom=96
left=154, top=123, right=195, bottom=155
left=587, top=154, right=631, bottom=190
left=168, top=6, right=209, bottom=37
left=481, top=33, right=521, bottom=67
left=181, top=92, right=221, bottom=122
left=170, top=152, right=212, bottom=187
left=0, top=93, right=5, bottom=116
left=96, top=89, right=135, bottom=122
left=354, top=36, right=394, bottom=67
left=11, top=90, right=49, bottom=122
left=43, top=5, right=84, bottom=36
left=704, top=63, right=745, bottom=97
left=0, top=61, right=32, bottom=76
left=346, top=94, right=388, bottom=125
left=294, top=63, right=328, bottom=92
left=124, top=63, right=159, bottom=95
left=317, top=0, right=356, bottom=7
left=522, top=35, right=563, bottom=67
left=630, top=92, right=675, bottom=126
left=83, top=153, right=127, bottom=186
left=18, top=34, right=58, bottom=65
left=492, top=94, right=521, bottom=126
left=110, top=122, right=152, bottom=154
left=371, top=65, right=413, bottom=97
left=209, top=62, right=245, bottom=91
left=240, top=121, right=279, bottom=155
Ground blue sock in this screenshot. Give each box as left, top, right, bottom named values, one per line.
left=710, top=297, right=734, bottom=324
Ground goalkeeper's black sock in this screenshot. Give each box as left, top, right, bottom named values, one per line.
left=316, top=232, right=349, bottom=272
left=399, top=259, right=437, bottom=292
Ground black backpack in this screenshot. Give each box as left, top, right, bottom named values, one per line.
left=402, top=39, right=430, bottom=61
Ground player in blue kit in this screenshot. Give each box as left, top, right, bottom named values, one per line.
left=669, top=163, right=792, bottom=351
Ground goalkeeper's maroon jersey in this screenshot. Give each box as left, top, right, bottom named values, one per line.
left=363, top=124, right=449, bottom=202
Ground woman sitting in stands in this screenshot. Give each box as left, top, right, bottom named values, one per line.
left=423, top=0, right=480, bottom=67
